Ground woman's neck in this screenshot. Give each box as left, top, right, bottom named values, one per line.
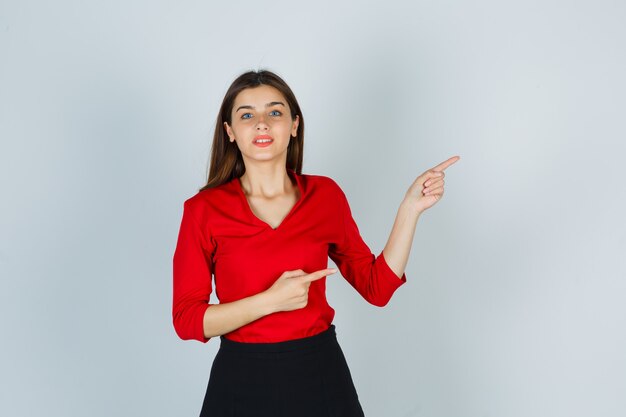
left=239, top=165, right=295, bottom=198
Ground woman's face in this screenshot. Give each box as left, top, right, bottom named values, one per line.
left=224, top=85, right=299, bottom=166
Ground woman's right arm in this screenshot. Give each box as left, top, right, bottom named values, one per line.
left=202, top=268, right=337, bottom=339
left=173, top=199, right=335, bottom=341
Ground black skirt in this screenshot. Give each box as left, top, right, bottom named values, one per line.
left=199, top=325, right=365, bottom=417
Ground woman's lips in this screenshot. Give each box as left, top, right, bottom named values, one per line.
left=253, top=136, right=273, bottom=147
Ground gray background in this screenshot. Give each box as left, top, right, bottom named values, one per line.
left=1, top=1, right=625, bottom=416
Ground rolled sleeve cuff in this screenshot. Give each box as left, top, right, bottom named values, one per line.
left=371, top=251, right=407, bottom=306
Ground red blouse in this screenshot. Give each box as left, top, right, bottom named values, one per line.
left=172, top=168, right=407, bottom=343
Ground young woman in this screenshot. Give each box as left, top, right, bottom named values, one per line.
left=172, top=69, right=459, bottom=416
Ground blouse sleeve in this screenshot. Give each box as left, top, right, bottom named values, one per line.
left=172, top=199, right=214, bottom=343
left=328, top=183, right=407, bottom=307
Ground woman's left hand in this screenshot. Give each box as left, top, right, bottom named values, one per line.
left=404, top=155, right=460, bottom=214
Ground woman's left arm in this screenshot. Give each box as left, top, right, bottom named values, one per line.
left=382, top=156, right=460, bottom=278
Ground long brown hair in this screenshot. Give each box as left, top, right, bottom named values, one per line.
left=199, top=70, right=305, bottom=191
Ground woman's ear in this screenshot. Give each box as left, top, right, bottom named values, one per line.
left=223, top=122, right=235, bottom=142
left=291, top=115, right=300, bottom=137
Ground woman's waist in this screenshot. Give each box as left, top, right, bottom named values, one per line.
left=220, top=324, right=337, bottom=353
left=220, top=297, right=336, bottom=342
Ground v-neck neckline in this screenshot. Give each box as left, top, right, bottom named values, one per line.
left=235, top=168, right=304, bottom=231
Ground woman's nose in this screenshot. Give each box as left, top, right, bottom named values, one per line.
left=256, top=115, right=269, bottom=130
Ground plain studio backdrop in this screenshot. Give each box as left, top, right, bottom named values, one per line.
left=1, top=1, right=625, bottom=416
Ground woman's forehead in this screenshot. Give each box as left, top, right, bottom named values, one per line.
left=234, top=85, right=287, bottom=107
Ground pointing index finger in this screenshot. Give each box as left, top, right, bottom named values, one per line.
left=432, top=155, right=460, bottom=172
left=303, top=268, right=337, bottom=283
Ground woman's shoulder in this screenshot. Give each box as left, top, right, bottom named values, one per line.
left=300, top=172, right=342, bottom=192
left=181, top=180, right=238, bottom=215
left=299, top=173, right=350, bottom=204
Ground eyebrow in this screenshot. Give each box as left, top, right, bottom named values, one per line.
left=235, top=101, right=286, bottom=113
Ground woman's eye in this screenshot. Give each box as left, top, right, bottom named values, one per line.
left=269, top=110, right=282, bottom=116
left=241, top=113, right=253, bottom=119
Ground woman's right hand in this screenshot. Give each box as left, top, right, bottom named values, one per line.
left=265, top=268, right=338, bottom=313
